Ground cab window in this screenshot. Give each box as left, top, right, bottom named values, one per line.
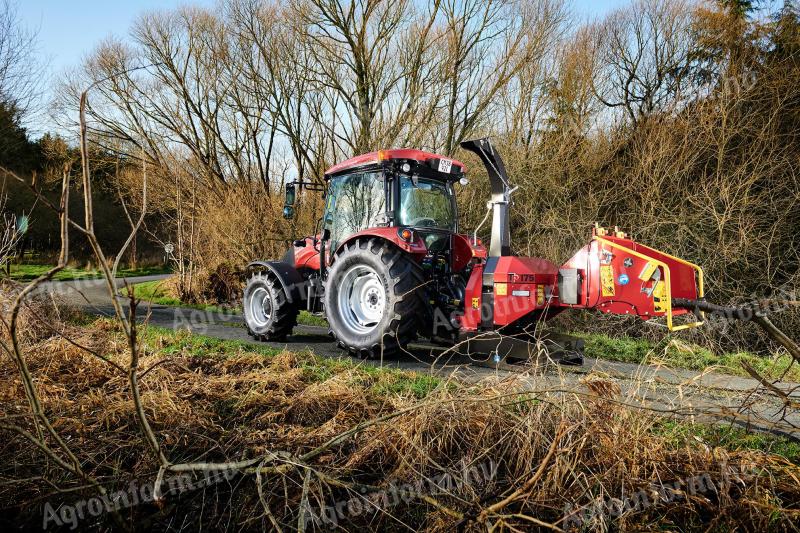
left=324, top=171, right=387, bottom=252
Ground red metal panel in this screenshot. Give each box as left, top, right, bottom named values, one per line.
left=293, top=237, right=321, bottom=271
left=492, top=256, right=559, bottom=284
left=559, top=236, right=700, bottom=320
left=490, top=256, right=559, bottom=326
left=451, top=233, right=486, bottom=271
left=461, top=262, right=484, bottom=331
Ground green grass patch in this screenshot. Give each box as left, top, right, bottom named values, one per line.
left=5, top=263, right=171, bottom=281
left=578, top=332, right=800, bottom=382
left=139, top=324, right=282, bottom=358
left=299, top=354, right=443, bottom=399
left=654, top=420, right=800, bottom=463
left=298, top=310, right=328, bottom=327
left=128, top=279, right=178, bottom=305
left=370, top=372, right=441, bottom=399
left=126, top=279, right=231, bottom=313
left=135, top=321, right=442, bottom=399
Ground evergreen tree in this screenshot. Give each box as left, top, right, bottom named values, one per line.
left=0, top=98, right=39, bottom=171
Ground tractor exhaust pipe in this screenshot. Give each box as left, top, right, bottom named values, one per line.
left=460, top=138, right=513, bottom=256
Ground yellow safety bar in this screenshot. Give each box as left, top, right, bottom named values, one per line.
left=594, top=236, right=705, bottom=331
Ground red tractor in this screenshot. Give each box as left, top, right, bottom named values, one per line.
left=243, top=138, right=705, bottom=363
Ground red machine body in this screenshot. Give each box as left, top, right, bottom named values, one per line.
left=462, top=257, right=561, bottom=330
left=461, top=226, right=704, bottom=333
left=251, top=138, right=705, bottom=361
left=289, top=149, right=704, bottom=334
left=559, top=229, right=702, bottom=321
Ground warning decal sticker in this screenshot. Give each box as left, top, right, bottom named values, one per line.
left=600, top=265, right=615, bottom=297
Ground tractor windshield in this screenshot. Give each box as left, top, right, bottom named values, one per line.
left=398, top=176, right=456, bottom=230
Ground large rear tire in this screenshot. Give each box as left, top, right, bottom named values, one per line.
left=324, top=238, right=426, bottom=358
left=242, top=271, right=298, bottom=341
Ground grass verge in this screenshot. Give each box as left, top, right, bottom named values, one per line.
left=125, top=278, right=232, bottom=313
left=4, top=263, right=171, bottom=281
left=653, top=420, right=800, bottom=462
left=579, top=332, right=800, bottom=382
left=138, top=323, right=441, bottom=400
left=143, top=326, right=800, bottom=459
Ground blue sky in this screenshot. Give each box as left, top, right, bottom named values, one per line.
left=19, top=1, right=214, bottom=87
left=18, top=0, right=627, bottom=133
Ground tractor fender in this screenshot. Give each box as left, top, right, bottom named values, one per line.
left=245, top=260, right=306, bottom=306
left=333, top=227, right=427, bottom=259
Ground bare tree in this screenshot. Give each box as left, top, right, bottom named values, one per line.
left=498, top=0, right=572, bottom=152
left=437, top=0, right=543, bottom=155
left=591, top=0, right=694, bottom=126
left=293, top=0, right=445, bottom=155
left=0, top=192, right=21, bottom=268
left=0, top=0, right=44, bottom=120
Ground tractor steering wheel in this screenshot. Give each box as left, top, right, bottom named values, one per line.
left=407, top=217, right=437, bottom=227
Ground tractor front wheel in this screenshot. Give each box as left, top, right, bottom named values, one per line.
left=242, top=271, right=298, bottom=341
left=324, top=238, right=426, bottom=358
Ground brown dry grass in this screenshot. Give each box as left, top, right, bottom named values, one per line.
left=1, top=298, right=798, bottom=531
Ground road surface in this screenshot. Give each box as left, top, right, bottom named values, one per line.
left=34, top=275, right=800, bottom=438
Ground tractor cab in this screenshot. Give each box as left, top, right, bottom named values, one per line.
left=323, top=150, right=464, bottom=249
left=286, top=149, right=467, bottom=261
left=267, top=149, right=483, bottom=355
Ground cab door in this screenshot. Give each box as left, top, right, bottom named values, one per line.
left=323, top=171, right=388, bottom=260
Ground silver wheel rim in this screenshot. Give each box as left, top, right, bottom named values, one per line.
left=248, top=286, right=273, bottom=328
left=337, top=264, right=386, bottom=335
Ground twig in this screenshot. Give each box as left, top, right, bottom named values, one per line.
left=741, top=361, right=800, bottom=409
left=478, top=421, right=567, bottom=521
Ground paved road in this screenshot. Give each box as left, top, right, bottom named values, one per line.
left=35, top=275, right=800, bottom=437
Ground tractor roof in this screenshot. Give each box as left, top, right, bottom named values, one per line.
left=324, top=149, right=466, bottom=177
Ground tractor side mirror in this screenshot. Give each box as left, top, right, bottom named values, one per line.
left=283, top=183, right=296, bottom=219
left=285, top=183, right=296, bottom=206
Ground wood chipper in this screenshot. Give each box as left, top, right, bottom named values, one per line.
left=242, top=138, right=708, bottom=364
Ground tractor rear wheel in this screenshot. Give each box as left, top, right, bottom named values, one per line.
left=242, top=271, right=298, bottom=341
left=324, top=238, right=426, bottom=358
